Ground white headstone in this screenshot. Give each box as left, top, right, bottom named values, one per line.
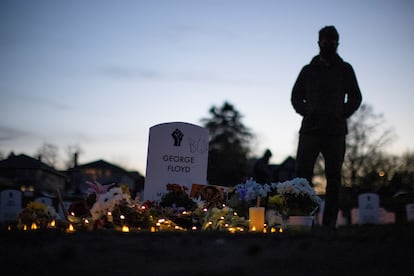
left=0, top=189, right=22, bottom=222
left=35, top=197, right=53, bottom=207
left=358, top=193, right=380, bottom=224
left=406, top=203, right=414, bottom=222
left=143, top=122, right=209, bottom=201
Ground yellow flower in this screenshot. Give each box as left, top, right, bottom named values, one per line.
left=119, top=184, right=131, bottom=196
left=27, top=201, right=48, bottom=214
left=268, top=195, right=284, bottom=208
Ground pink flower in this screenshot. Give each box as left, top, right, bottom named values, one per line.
left=86, top=181, right=114, bottom=197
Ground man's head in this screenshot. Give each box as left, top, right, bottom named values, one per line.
left=263, top=149, right=272, bottom=161
left=318, top=26, right=339, bottom=60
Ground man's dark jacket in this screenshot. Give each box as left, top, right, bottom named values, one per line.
left=291, top=54, right=362, bottom=136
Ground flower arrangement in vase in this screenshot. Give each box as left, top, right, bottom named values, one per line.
left=267, top=177, right=322, bottom=217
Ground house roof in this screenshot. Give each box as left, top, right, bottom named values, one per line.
left=74, top=159, right=144, bottom=178
left=0, top=153, right=65, bottom=177
left=76, top=159, right=127, bottom=172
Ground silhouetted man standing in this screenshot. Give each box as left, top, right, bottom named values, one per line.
left=291, top=26, right=362, bottom=229
left=253, top=149, right=273, bottom=184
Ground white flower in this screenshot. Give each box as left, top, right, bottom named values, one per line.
left=90, top=201, right=105, bottom=220
left=193, top=197, right=207, bottom=209
left=266, top=209, right=283, bottom=227
left=89, top=187, right=134, bottom=220
left=274, top=178, right=321, bottom=204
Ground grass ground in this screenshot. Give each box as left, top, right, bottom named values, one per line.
left=1, top=224, right=414, bottom=275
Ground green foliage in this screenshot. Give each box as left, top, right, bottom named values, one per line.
left=201, top=101, right=253, bottom=186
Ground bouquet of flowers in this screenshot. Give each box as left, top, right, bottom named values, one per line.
left=17, top=201, right=58, bottom=230
left=159, top=184, right=196, bottom=211
left=201, top=206, right=248, bottom=232
left=67, top=181, right=149, bottom=231
left=267, top=178, right=322, bottom=216
left=228, top=178, right=271, bottom=218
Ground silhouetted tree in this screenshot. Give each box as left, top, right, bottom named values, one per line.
left=35, top=142, right=59, bottom=168
left=343, top=104, right=395, bottom=187
left=201, top=101, right=253, bottom=186
left=390, top=152, right=414, bottom=192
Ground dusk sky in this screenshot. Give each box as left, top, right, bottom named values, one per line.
left=1, top=0, right=413, bottom=175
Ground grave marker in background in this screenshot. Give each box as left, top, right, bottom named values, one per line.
left=0, top=189, right=22, bottom=222
left=143, top=122, right=209, bottom=201
left=358, top=193, right=380, bottom=224
left=406, top=203, right=414, bottom=222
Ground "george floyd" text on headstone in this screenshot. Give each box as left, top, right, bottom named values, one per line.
left=143, top=122, right=209, bottom=201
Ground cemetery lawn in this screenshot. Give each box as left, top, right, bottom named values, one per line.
left=1, top=224, right=414, bottom=275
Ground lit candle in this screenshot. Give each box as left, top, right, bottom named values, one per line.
left=66, top=224, right=75, bottom=233
left=107, top=211, right=113, bottom=223
left=31, top=222, right=38, bottom=230
left=249, top=207, right=265, bottom=232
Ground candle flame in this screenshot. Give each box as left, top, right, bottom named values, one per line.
left=31, top=222, right=38, bottom=230
left=66, top=224, right=75, bottom=233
